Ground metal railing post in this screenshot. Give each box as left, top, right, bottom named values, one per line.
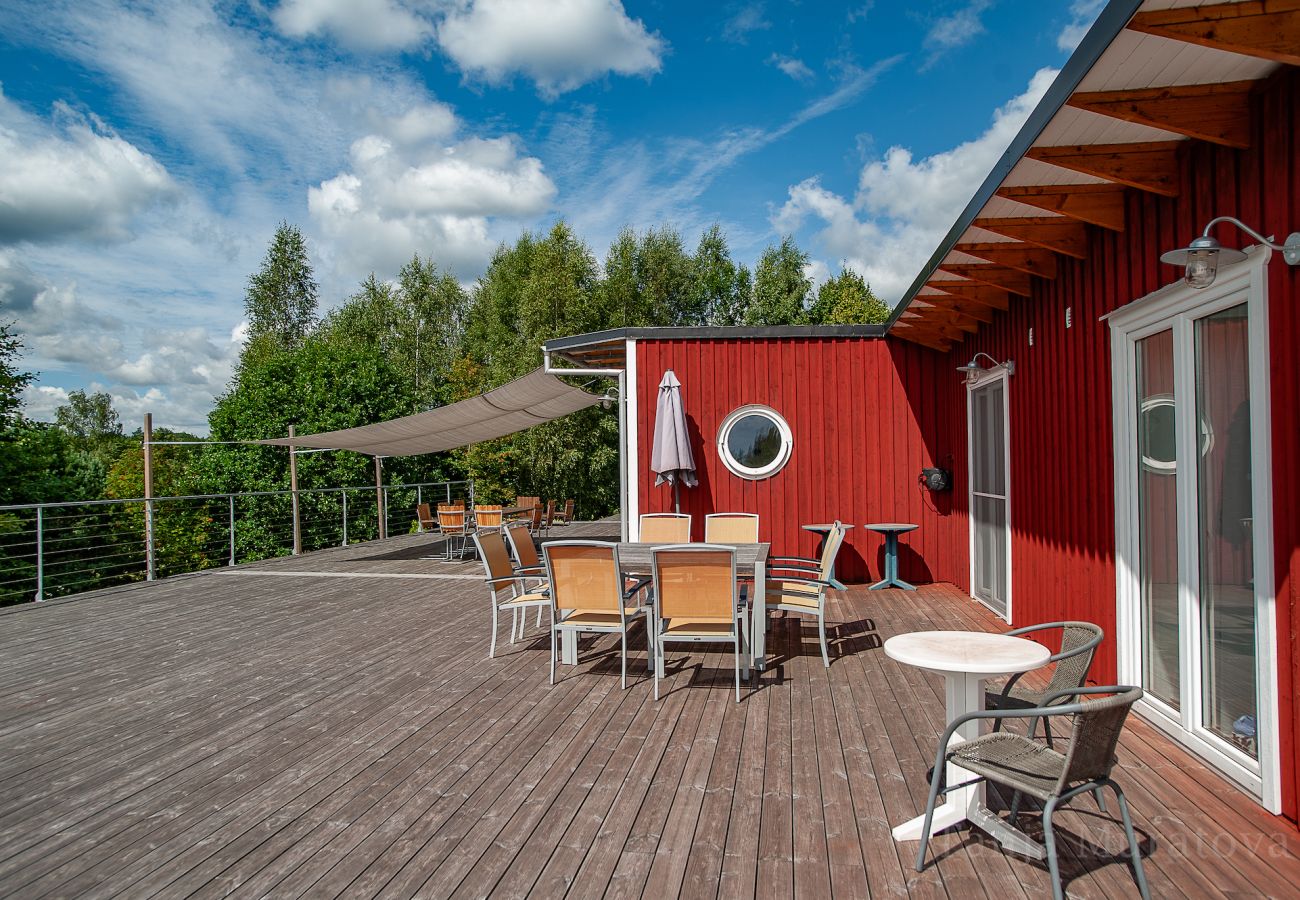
left=228, top=495, right=236, bottom=566
left=35, top=507, right=44, bottom=602
left=417, top=485, right=422, bottom=509
left=143, top=413, right=156, bottom=581
left=446, top=483, right=452, bottom=504
left=342, top=491, right=349, bottom=546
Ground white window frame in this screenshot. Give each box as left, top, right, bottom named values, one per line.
left=1107, top=245, right=1280, bottom=812
left=716, top=405, right=792, bottom=481
left=965, top=366, right=1012, bottom=623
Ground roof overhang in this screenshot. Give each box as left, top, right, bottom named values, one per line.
left=887, top=0, right=1294, bottom=352
left=543, top=324, right=888, bottom=370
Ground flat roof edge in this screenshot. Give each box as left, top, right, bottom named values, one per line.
left=545, top=324, right=888, bottom=352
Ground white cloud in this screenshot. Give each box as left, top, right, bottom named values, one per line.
left=773, top=67, right=1058, bottom=302
left=768, top=54, right=814, bottom=83
left=922, top=0, right=992, bottom=69
left=0, top=90, right=175, bottom=245
left=436, top=0, right=665, bottom=97
left=1057, top=0, right=1105, bottom=52
left=309, top=114, right=556, bottom=279
left=272, top=0, right=433, bottom=51
left=722, top=4, right=770, bottom=44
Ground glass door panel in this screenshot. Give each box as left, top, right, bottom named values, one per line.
left=970, top=379, right=1008, bottom=617
left=1194, top=303, right=1257, bottom=758
left=1135, top=330, right=1180, bottom=708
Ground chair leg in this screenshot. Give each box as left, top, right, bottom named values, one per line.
left=914, top=752, right=952, bottom=872
left=645, top=609, right=655, bottom=672
left=653, top=637, right=660, bottom=701
left=1043, top=717, right=1055, bottom=749
left=1043, top=798, right=1064, bottom=900
left=1094, top=786, right=1108, bottom=813
left=818, top=609, right=830, bottom=668
left=490, top=605, right=498, bottom=659
left=510, top=607, right=518, bottom=644
left=1008, top=789, right=1023, bottom=824
left=621, top=631, right=627, bottom=690
left=550, top=626, right=557, bottom=685
left=1108, top=781, right=1151, bottom=900
left=536, top=605, right=543, bottom=629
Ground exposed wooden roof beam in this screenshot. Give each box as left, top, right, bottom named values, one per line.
left=1026, top=141, right=1182, bottom=197
left=952, top=242, right=1060, bottom=278
left=1128, top=0, right=1300, bottom=67
left=916, top=295, right=995, bottom=323
left=938, top=264, right=1032, bottom=296
left=971, top=216, right=1089, bottom=259
left=1067, top=81, right=1255, bottom=149
left=903, top=309, right=980, bottom=334
left=925, top=282, right=1012, bottom=311
left=889, top=322, right=954, bottom=352
left=995, top=184, right=1126, bottom=231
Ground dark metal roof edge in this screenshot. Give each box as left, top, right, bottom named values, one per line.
left=884, top=0, right=1144, bottom=332
left=544, top=324, right=888, bottom=352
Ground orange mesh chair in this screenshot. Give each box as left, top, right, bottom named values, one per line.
left=543, top=499, right=558, bottom=536
left=765, top=520, right=847, bottom=667
left=650, top=545, right=748, bottom=702
left=544, top=541, right=651, bottom=689
left=474, top=504, right=504, bottom=534
left=553, top=499, right=576, bottom=527
left=417, top=503, right=436, bottom=532
left=639, top=513, right=691, bottom=543
left=437, top=505, right=471, bottom=560
left=505, top=520, right=549, bottom=630
left=473, top=530, right=550, bottom=657
left=703, top=513, right=759, bottom=544
left=512, top=496, right=540, bottom=525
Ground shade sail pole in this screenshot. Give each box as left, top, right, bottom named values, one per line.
left=374, top=456, right=386, bottom=540
left=288, top=425, right=301, bottom=556
left=618, top=369, right=628, bottom=542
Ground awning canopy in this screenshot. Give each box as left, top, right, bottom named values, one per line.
left=260, top=367, right=602, bottom=456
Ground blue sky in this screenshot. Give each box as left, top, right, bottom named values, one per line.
left=0, top=0, right=1104, bottom=431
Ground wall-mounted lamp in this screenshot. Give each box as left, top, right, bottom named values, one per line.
left=1160, top=216, right=1300, bottom=289
left=956, top=351, right=1015, bottom=384
left=599, top=388, right=619, bottom=410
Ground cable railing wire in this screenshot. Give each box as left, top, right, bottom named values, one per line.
left=0, top=479, right=472, bottom=605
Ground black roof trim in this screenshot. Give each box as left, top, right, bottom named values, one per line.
left=885, top=0, right=1143, bottom=331
left=544, top=324, right=887, bottom=352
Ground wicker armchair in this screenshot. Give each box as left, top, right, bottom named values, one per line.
left=916, top=685, right=1150, bottom=900
left=987, top=621, right=1104, bottom=746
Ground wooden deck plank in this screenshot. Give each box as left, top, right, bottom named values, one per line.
left=0, top=529, right=1296, bottom=900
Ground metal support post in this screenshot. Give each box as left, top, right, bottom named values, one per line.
left=288, top=425, right=301, bottom=555
left=374, top=456, right=386, bottom=540
left=342, top=491, right=349, bottom=546
left=143, top=413, right=156, bottom=581
left=35, top=507, right=44, bottom=602
left=228, top=495, right=236, bottom=566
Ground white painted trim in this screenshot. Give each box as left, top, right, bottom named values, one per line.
left=625, top=339, right=639, bottom=542
left=716, top=405, right=793, bottom=480
left=965, top=367, right=1012, bottom=623
left=1108, top=246, right=1280, bottom=812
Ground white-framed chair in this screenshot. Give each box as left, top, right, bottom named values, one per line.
left=650, top=544, right=749, bottom=702
left=703, top=512, right=759, bottom=543
left=505, top=520, right=549, bottom=630
left=764, top=520, right=847, bottom=667
left=638, top=513, right=692, bottom=543
left=543, top=541, right=652, bottom=689
left=473, top=530, right=550, bottom=658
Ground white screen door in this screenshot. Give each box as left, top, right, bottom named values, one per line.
left=968, top=374, right=1010, bottom=619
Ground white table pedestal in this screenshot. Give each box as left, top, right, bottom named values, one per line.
left=891, top=670, right=1046, bottom=860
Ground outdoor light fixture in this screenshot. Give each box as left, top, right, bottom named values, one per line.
left=599, top=388, right=619, bottom=410
left=1160, top=216, right=1300, bottom=289
left=956, top=352, right=1015, bottom=383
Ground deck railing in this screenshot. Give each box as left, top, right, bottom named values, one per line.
left=0, top=479, right=473, bottom=605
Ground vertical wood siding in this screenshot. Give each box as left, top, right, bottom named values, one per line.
left=937, top=69, right=1299, bottom=819
left=634, top=338, right=963, bottom=586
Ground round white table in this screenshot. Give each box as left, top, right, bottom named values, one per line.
left=885, top=630, right=1052, bottom=859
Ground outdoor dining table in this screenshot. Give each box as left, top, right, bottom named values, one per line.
left=884, top=630, right=1052, bottom=860
left=555, top=541, right=771, bottom=669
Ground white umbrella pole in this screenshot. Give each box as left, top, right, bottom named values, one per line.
left=673, top=479, right=680, bottom=514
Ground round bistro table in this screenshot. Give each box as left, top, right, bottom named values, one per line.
left=884, top=630, right=1052, bottom=859
left=865, top=522, right=918, bottom=591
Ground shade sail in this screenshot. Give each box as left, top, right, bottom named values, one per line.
left=260, top=367, right=601, bottom=456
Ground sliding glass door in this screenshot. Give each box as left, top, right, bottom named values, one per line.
left=1111, top=253, right=1277, bottom=809
left=968, top=374, right=1009, bottom=620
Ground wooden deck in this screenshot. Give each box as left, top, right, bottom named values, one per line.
left=1, top=522, right=1297, bottom=898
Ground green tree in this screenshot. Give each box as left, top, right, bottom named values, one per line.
left=0, top=322, right=31, bottom=430
left=242, top=222, right=318, bottom=367
left=691, top=225, right=751, bottom=326
left=807, top=267, right=891, bottom=324
left=55, top=388, right=127, bottom=465
left=747, top=236, right=811, bottom=325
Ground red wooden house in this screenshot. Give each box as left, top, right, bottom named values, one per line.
left=544, top=0, right=1300, bottom=825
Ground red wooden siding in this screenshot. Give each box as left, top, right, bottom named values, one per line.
left=634, top=338, right=963, bottom=586
left=936, top=69, right=1300, bottom=819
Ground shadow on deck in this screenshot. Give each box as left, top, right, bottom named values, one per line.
left=0, top=524, right=1296, bottom=898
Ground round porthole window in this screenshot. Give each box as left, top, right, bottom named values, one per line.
left=717, top=405, right=792, bottom=480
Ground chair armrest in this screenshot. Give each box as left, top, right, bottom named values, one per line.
left=1006, top=621, right=1104, bottom=663
left=768, top=574, right=833, bottom=589
left=769, top=555, right=819, bottom=568
left=624, top=577, right=652, bottom=598
left=514, top=565, right=545, bottom=576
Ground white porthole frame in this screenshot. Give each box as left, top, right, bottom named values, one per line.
left=716, top=405, right=792, bottom=480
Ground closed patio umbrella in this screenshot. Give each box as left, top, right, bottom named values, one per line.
left=650, top=369, right=697, bottom=513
